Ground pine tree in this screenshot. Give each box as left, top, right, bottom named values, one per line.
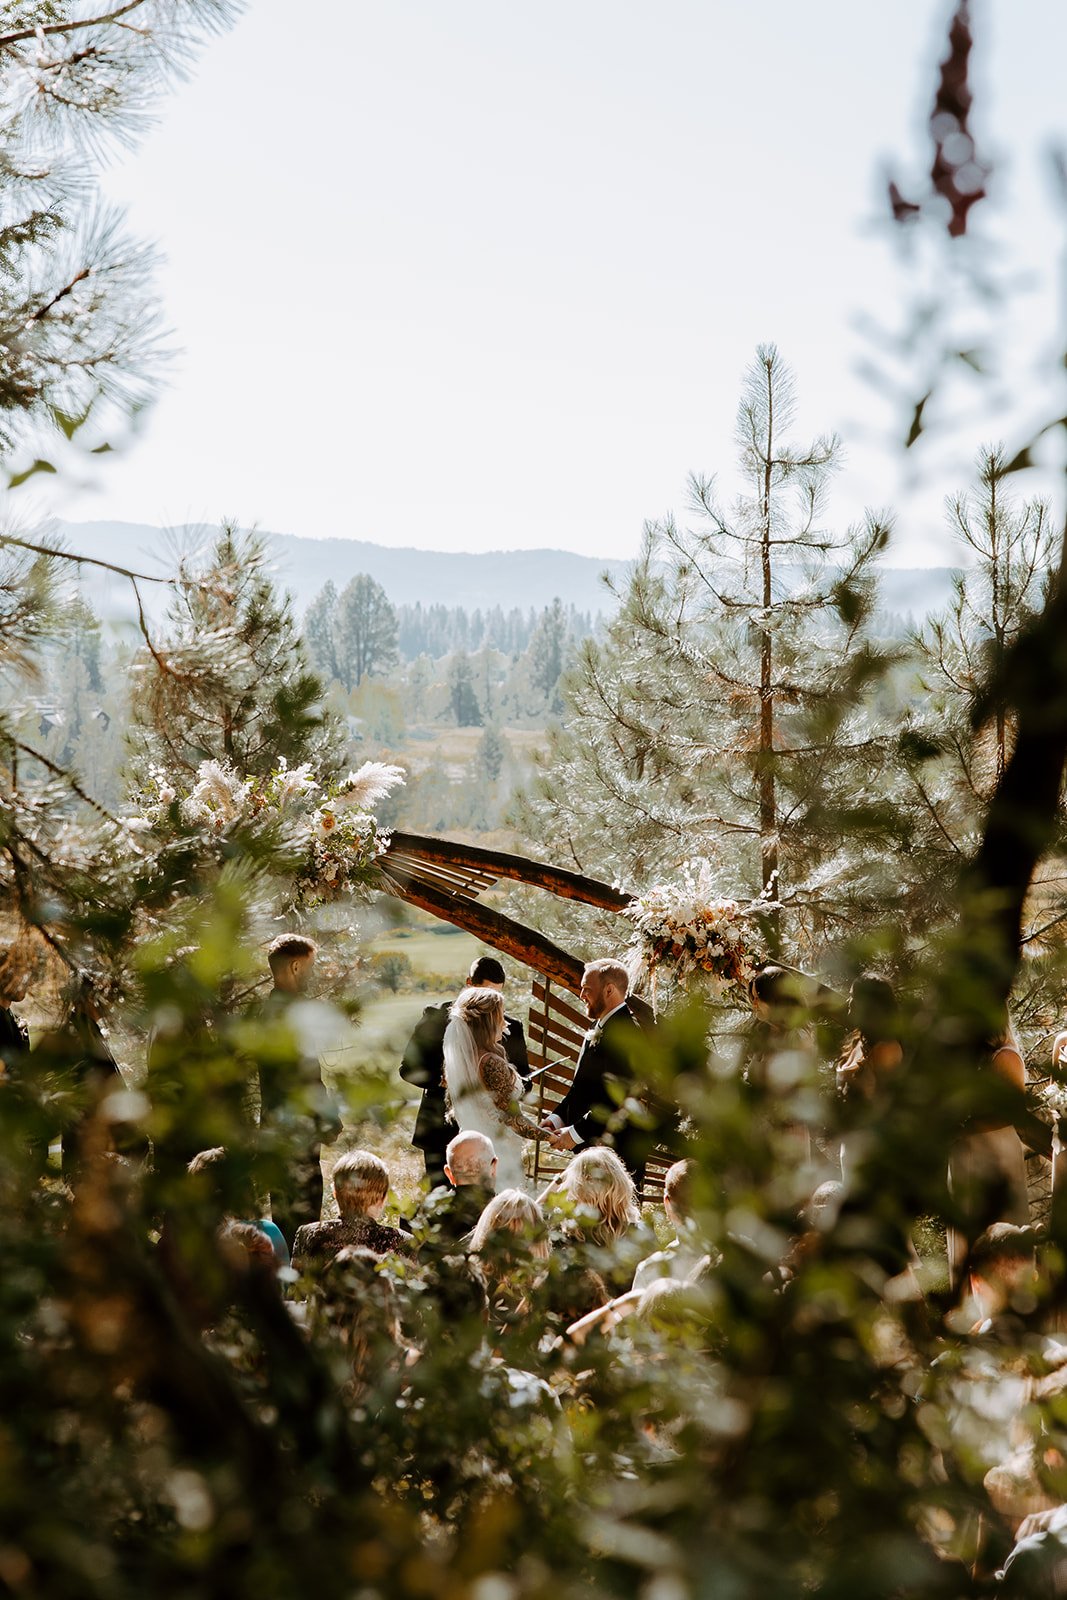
left=516, top=346, right=893, bottom=960
left=447, top=650, right=482, bottom=727
left=0, top=1, right=237, bottom=458
left=895, top=446, right=1062, bottom=986
left=303, top=580, right=341, bottom=685
left=335, top=574, right=398, bottom=688
left=476, top=724, right=508, bottom=784
left=129, top=525, right=341, bottom=781
left=917, top=445, right=1055, bottom=789
left=525, top=597, right=570, bottom=713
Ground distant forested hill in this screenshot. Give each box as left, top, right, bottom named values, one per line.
left=53, top=518, right=956, bottom=626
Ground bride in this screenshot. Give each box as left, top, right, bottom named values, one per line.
left=443, top=986, right=546, bottom=1193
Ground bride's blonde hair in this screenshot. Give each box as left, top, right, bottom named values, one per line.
left=451, top=985, right=504, bottom=1055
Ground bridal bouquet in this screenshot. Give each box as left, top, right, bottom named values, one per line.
left=625, top=858, right=766, bottom=1001
left=130, top=757, right=405, bottom=905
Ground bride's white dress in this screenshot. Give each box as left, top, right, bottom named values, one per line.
left=444, top=1028, right=542, bottom=1195
left=451, top=1078, right=530, bottom=1192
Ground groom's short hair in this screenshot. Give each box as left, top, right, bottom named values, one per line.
left=584, top=958, right=630, bottom=995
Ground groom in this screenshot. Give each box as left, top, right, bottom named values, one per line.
left=542, top=957, right=651, bottom=1180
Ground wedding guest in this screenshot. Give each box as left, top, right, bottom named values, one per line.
left=256, top=933, right=343, bottom=1242
left=400, top=955, right=529, bottom=1189
left=632, top=1160, right=704, bottom=1293
left=291, top=1150, right=412, bottom=1272
left=158, top=1144, right=284, bottom=1329
left=469, top=1188, right=550, bottom=1333
left=948, top=1020, right=1030, bottom=1289
left=966, top=1222, right=1039, bottom=1338
left=543, top=1146, right=645, bottom=1295
left=411, top=1130, right=499, bottom=1252
left=219, top=1219, right=279, bottom=1276
left=186, top=1145, right=289, bottom=1266
left=836, top=975, right=903, bottom=1104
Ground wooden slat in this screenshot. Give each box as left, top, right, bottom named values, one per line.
left=528, top=1015, right=587, bottom=1052
left=531, top=979, right=589, bottom=1031
left=385, top=831, right=633, bottom=912
left=386, top=853, right=499, bottom=897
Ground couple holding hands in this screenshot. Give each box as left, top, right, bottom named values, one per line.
left=400, top=956, right=652, bottom=1195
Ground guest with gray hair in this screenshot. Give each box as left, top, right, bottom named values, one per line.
left=410, top=1129, right=499, bottom=1253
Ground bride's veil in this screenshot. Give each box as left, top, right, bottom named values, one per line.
left=443, top=991, right=484, bottom=1107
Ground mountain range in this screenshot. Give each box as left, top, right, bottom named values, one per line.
left=52, top=519, right=957, bottom=626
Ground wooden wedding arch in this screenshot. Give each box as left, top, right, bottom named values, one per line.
left=372, top=831, right=673, bottom=1195
left=371, top=831, right=1054, bottom=1182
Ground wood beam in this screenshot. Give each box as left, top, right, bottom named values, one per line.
left=385, top=831, right=632, bottom=912
left=377, top=862, right=586, bottom=994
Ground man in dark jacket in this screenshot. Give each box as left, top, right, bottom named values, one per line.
left=399, top=954, right=529, bottom=1188
left=542, top=957, right=666, bottom=1182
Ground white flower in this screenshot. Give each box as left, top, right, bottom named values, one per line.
left=125, top=816, right=152, bottom=833
left=276, top=762, right=318, bottom=806
left=180, top=760, right=247, bottom=827
left=343, top=761, right=406, bottom=810
left=157, top=782, right=176, bottom=806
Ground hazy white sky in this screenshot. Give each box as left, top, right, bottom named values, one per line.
left=48, top=0, right=1067, bottom=563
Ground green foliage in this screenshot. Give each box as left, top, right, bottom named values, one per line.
left=367, top=949, right=412, bottom=993
left=127, top=525, right=343, bottom=783
left=0, top=1, right=239, bottom=457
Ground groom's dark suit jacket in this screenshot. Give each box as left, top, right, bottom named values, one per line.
left=555, top=1004, right=683, bottom=1180
left=553, top=1005, right=646, bottom=1172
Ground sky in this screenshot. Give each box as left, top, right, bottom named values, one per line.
left=45, top=0, right=1067, bottom=564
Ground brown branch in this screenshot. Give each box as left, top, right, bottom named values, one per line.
left=376, top=862, right=586, bottom=994
left=0, top=531, right=177, bottom=586
left=0, top=0, right=149, bottom=47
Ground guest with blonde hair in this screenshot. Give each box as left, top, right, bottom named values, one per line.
left=469, top=1187, right=550, bottom=1335
left=545, top=1147, right=639, bottom=1241
left=470, top=1187, right=550, bottom=1261
left=543, top=1146, right=645, bottom=1294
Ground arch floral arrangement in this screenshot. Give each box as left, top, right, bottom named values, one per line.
left=625, top=858, right=767, bottom=1003
left=129, top=758, right=406, bottom=906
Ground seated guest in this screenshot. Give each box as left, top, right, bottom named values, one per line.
left=292, top=1150, right=413, bottom=1271
left=543, top=1146, right=646, bottom=1294
left=469, top=1188, right=550, bottom=1334
left=632, top=1160, right=704, bottom=1293
left=966, top=1221, right=1039, bottom=1337
left=159, top=1145, right=287, bottom=1329
left=187, top=1145, right=290, bottom=1267
left=413, top=1130, right=499, bottom=1251
left=219, top=1219, right=279, bottom=1277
